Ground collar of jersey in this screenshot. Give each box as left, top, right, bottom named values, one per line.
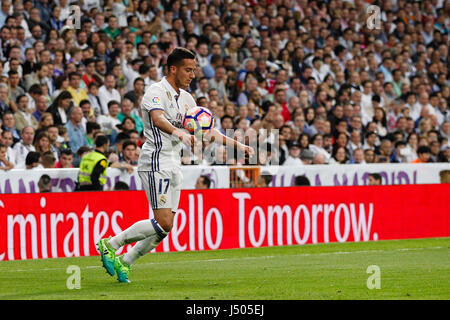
left=161, top=77, right=180, bottom=100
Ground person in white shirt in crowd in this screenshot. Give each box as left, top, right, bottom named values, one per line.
left=347, top=130, right=363, bottom=157
left=309, top=133, right=331, bottom=162
left=413, top=92, right=437, bottom=120
left=194, top=77, right=210, bottom=101
left=282, top=141, right=303, bottom=166
left=97, top=100, right=122, bottom=139
left=120, top=46, right=141, bottom=92
left=98, top=74, right=121, bottom=115
left=1, top=130, right=15, bottom=165
left=12, top=125, right=35, bottom=168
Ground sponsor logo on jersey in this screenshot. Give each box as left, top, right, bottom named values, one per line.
left=152, top=96, right=161, bottom=104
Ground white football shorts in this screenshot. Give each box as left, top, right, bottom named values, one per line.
left=138, top=168, right=183, bottom=212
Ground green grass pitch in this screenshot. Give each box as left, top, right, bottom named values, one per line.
left=0, top=238, right=449, bottom=300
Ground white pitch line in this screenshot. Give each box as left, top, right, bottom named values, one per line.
left=0, top=246, right=445, bottom=273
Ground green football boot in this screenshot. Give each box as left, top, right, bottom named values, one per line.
left=97, top=237, right=116, bottom=277
left=114, top=255, right=131, bottom=283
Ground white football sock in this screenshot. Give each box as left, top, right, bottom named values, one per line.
left=108, top=219, right=165, bottom=250
left=122, top=234, right=162, bottom=265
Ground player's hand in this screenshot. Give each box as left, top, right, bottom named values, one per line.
left=173, top=128, right=195, bottom=147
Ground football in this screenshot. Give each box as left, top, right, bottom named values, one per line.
left=183, top=106, right=215, bottom=136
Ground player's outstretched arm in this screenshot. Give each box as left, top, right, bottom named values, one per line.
left=207, top=128, right=255, bottom=157
left=150, top=109, right=194, bottom=147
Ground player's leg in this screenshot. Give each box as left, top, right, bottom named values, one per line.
left=113, top=171, right=176, bottom=282
left=114, top=210, right=173, bottom=283
left=118, top=170, right=182, bottom=265
left=120, top=169, right=181, bottom=265
left=121, top=208, right=174, bottom=264
left=106, top=171, right=166, bottom=249
left=97, top=170, right=165, bottom=279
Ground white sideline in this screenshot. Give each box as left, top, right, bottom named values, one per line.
left=1, top=246, right=445, bottom=273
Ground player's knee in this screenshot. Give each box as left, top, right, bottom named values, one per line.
left=153, top=215, right=173, bottom=233
left=158, top=219, right=173, bottom=232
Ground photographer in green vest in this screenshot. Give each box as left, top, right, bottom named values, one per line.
left=77, top=135, right=133, bottom=191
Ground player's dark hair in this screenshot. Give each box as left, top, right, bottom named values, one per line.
left=167, top=47, right=196, bottom=68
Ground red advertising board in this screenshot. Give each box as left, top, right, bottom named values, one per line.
left=0, top=184, right=449, bottom=261
left=0, top=191, right=150, bottom=261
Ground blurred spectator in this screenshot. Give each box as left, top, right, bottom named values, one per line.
left=300, top=149, right=314, bottom=165
left=411, top=146, right=432, bottom=163
left=38, top=174, right=52, bottom=193
left=55, top=148, right=74, bottom=168
left=67, top=72, right=88, bottom=107
left=114, top=181, right=130, bottom=191
left=0, top=0, right=445, bottom=184
left=24, top=151, right=41, bottom=170
left=34, top=131, right=51, bottom=154
left=65, top=106, right=88, bottom=155
left=120, top=139, right=138, bottom=166
left=438, top=145, right=450, bottom=163
left=195, top=175, right=211, bottom=189
left=47, top=90, right=72, bottom=126
left=41, top=151, right=56, bottom=169
left=14, top=94, right=37, bottom=131
left=97, top=100, right=121, bottom=140
left=294, top=175, right=311, bottom=186
left=0, top=142, right=13, bottom=170
left=98, top=74, right=121, bottom=115
left=256, top=172, right=272, bottom=188
left=368, top=173, right=382, bottom=186
left=12, top=125, right=35, bottom=167
left=1, top=130, right=15, bottom=164
left=117, top=98, right=143, bottom=134
left=440, top=170, right=450, bottom=183
left=2, top=111, right=20, bottom=144
left=283, top=141, right=302, bottom=166
left=313, top=152, right=327, bottom=165
left=85, top=121, right=101, bottom=148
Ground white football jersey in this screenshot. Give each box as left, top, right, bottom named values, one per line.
left=138, top=77, right=196, bottom=171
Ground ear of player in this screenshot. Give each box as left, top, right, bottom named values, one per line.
left=182, top=106, right=215, bottom=138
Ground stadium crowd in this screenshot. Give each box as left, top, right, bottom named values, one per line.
left=0, top=0, right=448, bottom=172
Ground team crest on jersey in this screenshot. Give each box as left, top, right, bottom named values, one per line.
left=160, top=195, right=167, bottom=205
left=152, top=96, right=161, bottom=104
left=166, top=91, right=172, bottom=100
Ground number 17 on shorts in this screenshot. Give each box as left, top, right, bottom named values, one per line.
left=138, top=170, right=182, bottom=210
